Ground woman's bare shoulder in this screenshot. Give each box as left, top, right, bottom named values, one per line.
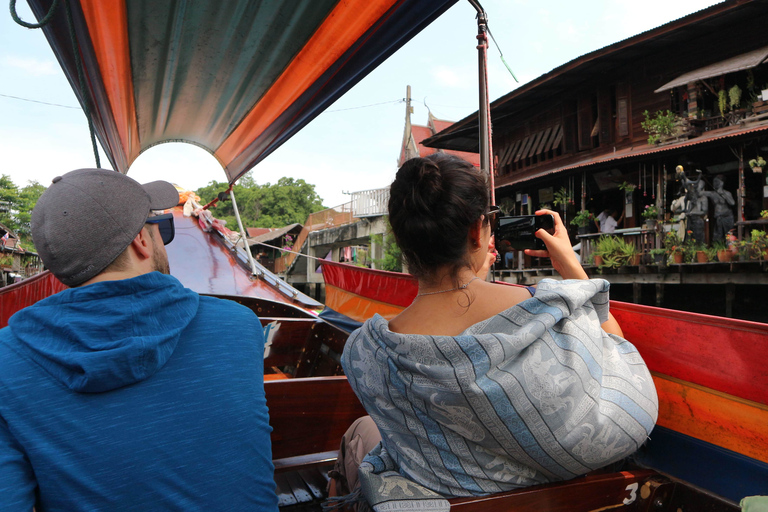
left=388, top=282, right=533, bottom=336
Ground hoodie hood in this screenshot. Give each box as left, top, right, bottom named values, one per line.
left=7, top=272, right=199, bottom=393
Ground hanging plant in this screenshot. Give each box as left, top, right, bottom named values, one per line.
left=729, top=84, right=742, bottom=110
left=618, top=181, right=636, bottom=193
left=718, top=89, right=728, bottom=116
left=552, top=187, right=573, bottom=210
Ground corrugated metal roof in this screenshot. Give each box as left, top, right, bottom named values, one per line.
left=246, top=223, right=302, bottom=245
left=496, top=123, right=768, bottom=189
left=655, top=45, right=768, bottom=92
left=424, top=0, right=762, bottom=153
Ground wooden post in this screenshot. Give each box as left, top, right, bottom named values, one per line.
left=633, top=283, right=642, bottom=304
left=655, top=283, right=664, bottom=308
left=725, top=283, right=735, bottom=318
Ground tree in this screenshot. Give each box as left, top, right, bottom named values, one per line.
left=0, top=175, right=45, bottom=250
left=195, top=172, right=325, bottom=229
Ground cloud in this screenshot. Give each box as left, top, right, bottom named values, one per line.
left=3, top=56, right=58, bottom=76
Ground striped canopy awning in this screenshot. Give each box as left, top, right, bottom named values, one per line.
left=28, top=0, right=457, bottom=183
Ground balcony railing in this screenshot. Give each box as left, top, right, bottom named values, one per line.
left=351, top=187, right=390, bottom=218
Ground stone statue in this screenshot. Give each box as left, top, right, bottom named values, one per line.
left=675, top=166, right=705, bottom=243
left=702, top=174, right=735, bottom=243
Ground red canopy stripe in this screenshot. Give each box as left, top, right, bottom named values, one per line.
left=215, top=0, right=401, bottom=167
left=611, top=300, right=768, bottom=406
left=80, top=0, right=140, bottom=164
left=320, top=260, right=417, bottom=308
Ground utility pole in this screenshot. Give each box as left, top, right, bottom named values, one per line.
left=400, top=85, right=417, bottom=165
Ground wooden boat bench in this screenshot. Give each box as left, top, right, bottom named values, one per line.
left=265, top=377, right=740, bottom=512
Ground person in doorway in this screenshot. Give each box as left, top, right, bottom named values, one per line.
left=333, top=154, right=658, bottom=509
left=600, top=208, right=624, bottom=233
left=0, top=169, right=278, bottom=512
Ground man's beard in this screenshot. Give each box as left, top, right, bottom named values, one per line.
left=149, top=229, right=171, bottom=275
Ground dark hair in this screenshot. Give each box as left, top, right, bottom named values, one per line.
left=388, top=153, right=489, bottom=281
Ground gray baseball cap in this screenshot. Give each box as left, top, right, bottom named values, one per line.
left=32, top=168, right=180, bottom=286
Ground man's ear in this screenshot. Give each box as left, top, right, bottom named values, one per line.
left=129, top=227, right=153, bottom=260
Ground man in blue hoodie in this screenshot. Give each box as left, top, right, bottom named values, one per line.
left=0, top=169, right=279, bottom=511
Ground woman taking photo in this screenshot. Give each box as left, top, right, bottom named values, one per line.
left=336, top=154, right=658, bottom=508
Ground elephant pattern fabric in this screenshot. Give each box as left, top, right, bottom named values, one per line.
left=342, top=278, right=659, bottom=500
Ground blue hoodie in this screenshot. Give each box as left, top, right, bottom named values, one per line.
left=0, top=272, right=278, bottom=511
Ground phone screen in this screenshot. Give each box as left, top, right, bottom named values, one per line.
left=495, top=215, right=555, bottom=250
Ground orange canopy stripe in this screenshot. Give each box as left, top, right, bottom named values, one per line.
left=324, top=284, right=405, bottom=323
left=215, top=0, right=401, bottom=168
left=79, top=0, right=140, bottom=166
left=653, top=373, right=768, bottom=464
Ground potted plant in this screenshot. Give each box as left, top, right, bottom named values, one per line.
left=570, top=209, right=594, bottom=235
left=593, top=236, right=621, bottom=268
left=593, top=236, right=639, bottom=268
left=621, top=242, right=641, bottom=266
left=642, top=204, right=658, bottom=230
left=713, top=240, right=732, bottom=262
left=749, top=156, right=766, bottom=173
left=747, top=229, right=768, bottom=260
left=649, top=248, right=667, bottom=266
left=694, top=244, right=708, bottom=263
left=618, top=181, right=636, bottom=193
left=761, top=210, right=768, bottom=219
left=663, top=231, right=684, bottom=264
left=704, top=246, right=719, bottom=263
left=552, top=187, right=574, bottom=211
left=641, top=110, right=683, bottom=144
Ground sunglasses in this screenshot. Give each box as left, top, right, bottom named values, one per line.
left=485, top=205, right=501, bottom=232
left=145, top=213, right=175, bottom=245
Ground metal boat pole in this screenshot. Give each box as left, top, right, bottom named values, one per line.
left=469, top=0, right=495, bottom=204
left=229, top=188, right=260, bottom=276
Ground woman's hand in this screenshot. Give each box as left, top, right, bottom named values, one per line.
left=524, top=209, right=587, bottom=280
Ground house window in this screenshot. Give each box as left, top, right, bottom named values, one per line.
left=617, top=98, right=629, bottom=137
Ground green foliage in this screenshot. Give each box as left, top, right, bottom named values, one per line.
left=593, top=236, right=638, bottom=268
left=663, top=230, right=684, bottom=255
left=729, top=84, right=742, bottom=110
left=618, top=181, right=636, bottom=193
left=641, top=204, right=658, bottom=219
left=749, top=156, right=766, bottom=170
left=552, top=187, right=573, bottom=210
left=747, top=229, right=768, bottom=259
left=195, top=172, right=324, bottom=229
left=718, top=89, right=728, bottom=116
left=570, top=209, right=594, bottom=228
left=641, top=110, right=680, bottom=145
left=370, top=224, right=402, bottom=272
left=0, top=175, right=46, bottom=250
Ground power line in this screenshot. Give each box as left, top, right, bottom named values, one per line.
left=0, top=93, right=81, bottom=110
left=325, top=99, right=403, bottom=113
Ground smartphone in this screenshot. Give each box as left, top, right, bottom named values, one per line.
left=495, top=214, right=555, bottom=251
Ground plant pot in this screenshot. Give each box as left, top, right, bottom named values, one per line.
left=653, top=253, right=666, bottom=265
left=577, top=226, right=589, bottom=235
left=672, top=253, right=684, bottom=264
left=593, top=255, right=603, bottom=267
left=696, top=251, right=708, bottom=263
left=645, top=219, right=656, bottom=230
left=717, top=250, right=732, bottom=262
left=629, top=255, right=641, bottom=266
left=752, top=166, right=763, bottom=174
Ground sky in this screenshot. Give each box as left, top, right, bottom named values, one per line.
left=1, top=0, right=722, bottom=209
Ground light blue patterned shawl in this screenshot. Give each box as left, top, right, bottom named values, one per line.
left=341, top=278, right=658, bottom=499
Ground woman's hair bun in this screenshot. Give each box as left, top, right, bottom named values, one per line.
left=397, top=157, right=443, bottom=211
left=388, top=153, right=489, bottom=279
